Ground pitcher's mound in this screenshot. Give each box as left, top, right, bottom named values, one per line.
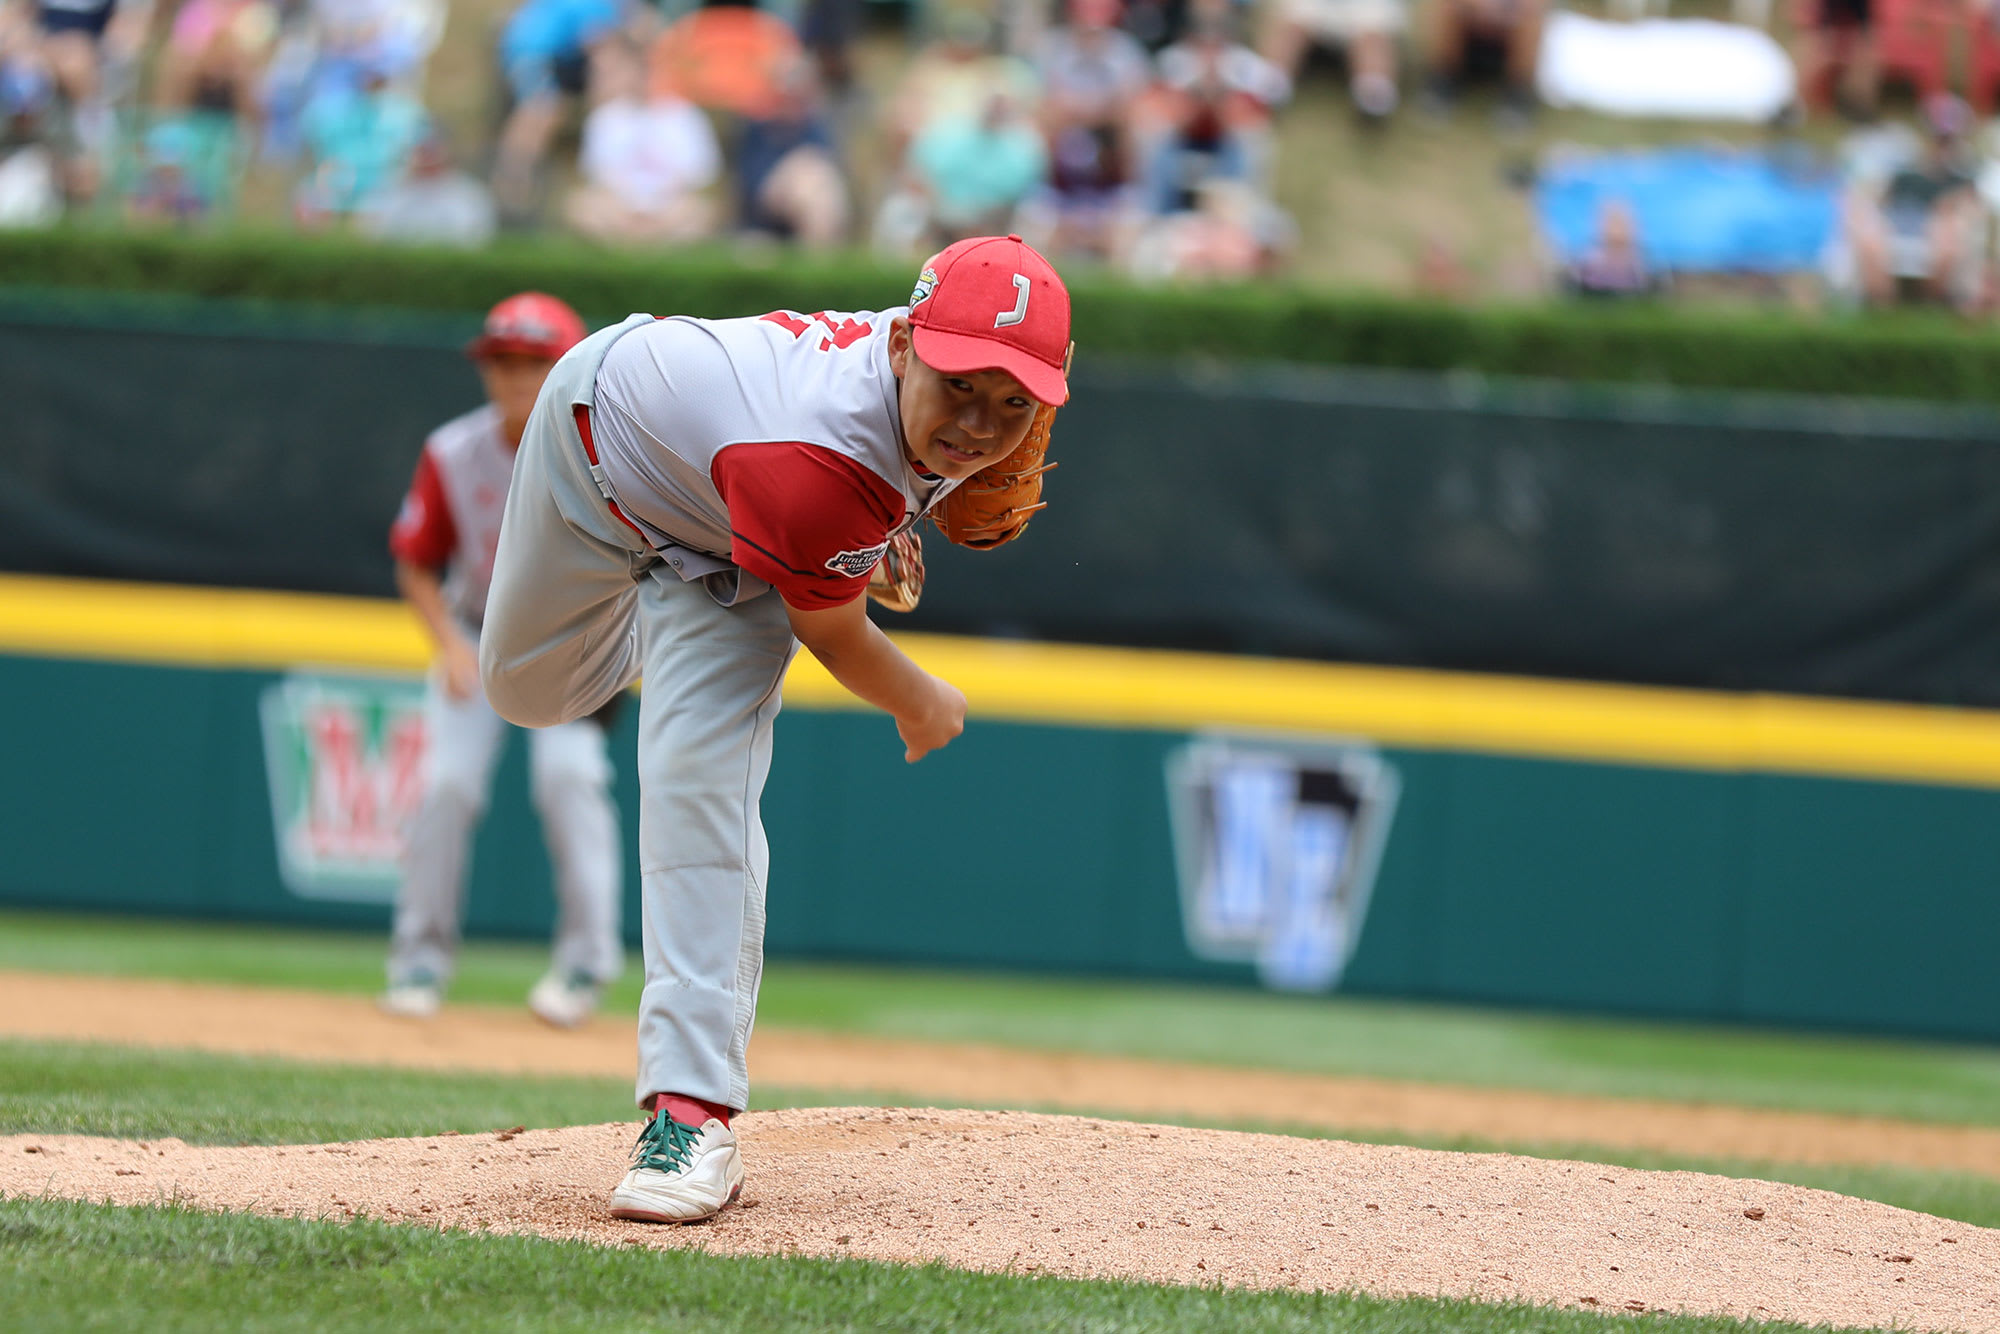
left=5, top=1107, right=1995, bottom=1331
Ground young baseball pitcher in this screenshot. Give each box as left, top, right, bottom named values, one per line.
left=479, top=234, right=1071, bottom=1222
left=382, top=292, right=626, bottom=1030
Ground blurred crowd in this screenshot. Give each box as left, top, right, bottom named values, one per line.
left=0, top=0, right=463, bottom=232
left=0, top=0, right=1314, bottom=278
left=5, top=0, right=2000, bottom=301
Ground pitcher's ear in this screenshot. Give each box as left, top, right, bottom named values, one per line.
left=887, top=316, right=914, bottom=377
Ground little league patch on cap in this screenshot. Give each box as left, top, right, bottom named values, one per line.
left=908, top=235, right=1070, bottom=405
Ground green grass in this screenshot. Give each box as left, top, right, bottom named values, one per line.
left=0, top=911, right=596, bottom=1010
left=756, top=969, right=2000, bottom=1128
left=5, top=910, right=2000, bottom=1127
left=5, top=1039, right=1997, bottom=1231
left=0, top=1195, right=1891, bottom=1334
left=0, top=1038, right=636, bottom=1146
left=0, top=1039, right=1977, bottom=1332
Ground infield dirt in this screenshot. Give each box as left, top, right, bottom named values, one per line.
left=6, top=1112, right=1998, bottom=1332
left=8, top=970, right=2000, bottom=1331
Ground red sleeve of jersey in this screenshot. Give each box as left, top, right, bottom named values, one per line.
left=388, top=446, right=457, bottom=570
left=711, top=442, right=905, bottom=610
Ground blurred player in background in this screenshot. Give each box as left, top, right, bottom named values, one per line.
left=380, top=292, right=626, bottom=1029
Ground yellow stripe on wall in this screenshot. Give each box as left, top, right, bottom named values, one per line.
left=0, top=574, right=432, bottom=673
left=5, top=572, right=2000, bottom=788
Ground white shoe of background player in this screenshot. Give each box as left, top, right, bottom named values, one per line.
left=609, top=1112, right=743, bottom=1223
left=527, top=968, right=603, bottom=1028
left=379, top=972, right=443, bottom=1019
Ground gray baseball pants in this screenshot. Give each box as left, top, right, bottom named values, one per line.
left=480, top=317, right=797, bottom=1113
left=386, top=670, right=623, bottom=990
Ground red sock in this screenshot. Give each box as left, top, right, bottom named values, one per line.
left=654, top=1092, right=731, bottom=1127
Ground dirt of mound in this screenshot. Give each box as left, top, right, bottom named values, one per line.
left=7, top=969, right=2000, bottom=1179
left=5, top=1110, right=1997, bottom=1331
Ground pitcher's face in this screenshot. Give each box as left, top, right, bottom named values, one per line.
left=889, top=318, right=1037, bottom=481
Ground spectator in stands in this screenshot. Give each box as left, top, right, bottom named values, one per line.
left=90, top=0, right=259, bottom=224
left=124, top=113, right=229, bottom=220
left=1792, top=0, right=1876, bottom=123
left=260, top=0, right=445, bottom=163
left=1141, top=0, right=1288, bottom=214
left=1261, top=0, right=1403, bottom=122
left=797, top=0, right=859, bottom=94
left=1845, top=92, right=1984, bottom=311
left=492, top=0, right=621, bottom=217
left=254, top=1, right=315, bottom=160
left=1557, top=198, right=1664, bottom=298
left=31, top=0, right=126, bottom=197
left=874, top=87, right=1046, bottom=253
left=1128, top=176, right=1293, bottom=279
left=1031, top=0, right=1152, bottom=260
left=884, top=9, right=1037, bottom=164
left=920, top=0, right=1050, bottom=58
left=563, top=34, right=717, bottom=245
left=0, top=15, right=60, bottom=225
left=1039, top=0, right=1150, bottom=158
left=358, top=130, right=496, bottom=246
left=311, top=0, right=440, bottom=87
left=294, top=58, right=427, bottom=224
left=1, top=1, right=52, bottom=117
left=736, top=54, right=849, bottom=249
left=1422, top=0, right=1543, bottom=128
left=646, top=3, right=799, bottom=122
left=155, top=0, right=274, bottom=120
left=1120, top=0, right=1184, bottom=48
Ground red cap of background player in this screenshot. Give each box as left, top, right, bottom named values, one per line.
left=907, top=235, right=1070, bottom=406
left=467, top=292, right=587, bottom=362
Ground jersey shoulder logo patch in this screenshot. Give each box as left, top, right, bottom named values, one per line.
left=824, top=541, right=890, bottom=578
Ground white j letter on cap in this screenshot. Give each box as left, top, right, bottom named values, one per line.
left=995, top=274, right=1030, bottom=328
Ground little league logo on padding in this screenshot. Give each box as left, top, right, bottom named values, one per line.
left=1166, top=735, right=1400, bottom=993
left=259, top=672, right=429, bottom=903
left=825, top=541, right=890, bottom=578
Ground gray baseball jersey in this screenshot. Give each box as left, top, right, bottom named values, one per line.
left=385, top=400, right=624, bottom=992
left=588, top=307, right=956, bottom=610
left=389, top=403, right=514, bottom=630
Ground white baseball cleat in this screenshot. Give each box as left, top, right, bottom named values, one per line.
left=527, top=969, right=603, bottom=1029
left=378, top=976, right=443, bottom=1019
left=609, top=1114, right=744, bottom=1224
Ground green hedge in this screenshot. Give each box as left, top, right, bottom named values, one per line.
left=9, top=226, right=2000, bottom=402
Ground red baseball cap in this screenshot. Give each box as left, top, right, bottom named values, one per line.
left=907, top=234, right=1071, bottom=405
left=467, top=292, right=587, bottom=361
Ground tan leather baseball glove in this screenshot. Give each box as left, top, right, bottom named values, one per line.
left=866, top=528, right=925, bottom=612
left=931, top=344, right=1071, bottom=549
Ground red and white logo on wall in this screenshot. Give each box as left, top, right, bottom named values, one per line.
left=259, top=672, right=428, bottom=903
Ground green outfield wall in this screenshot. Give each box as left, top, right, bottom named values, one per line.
left=9, top=291, right=2000, bottom=708
left=3, top=630, right=1997, bottom=1044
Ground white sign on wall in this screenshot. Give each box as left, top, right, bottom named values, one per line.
left=1167, top=735, right=1400, bottom=993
